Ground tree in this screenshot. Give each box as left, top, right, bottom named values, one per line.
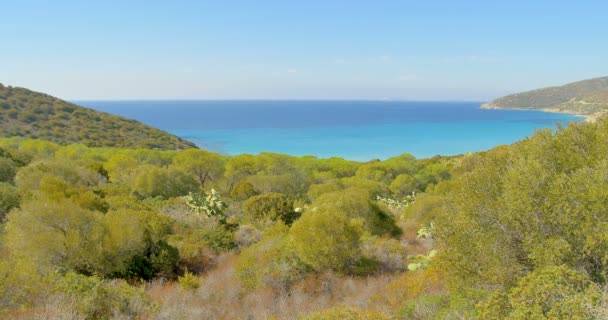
left=0, top=157, right=17, bottom=183
left=134, top=166, right=198, bottom=199
left=3, top=198, right=105, bottom=275
left=477, top=266, right=600, bottom=319
left=289, top=209, right=362, bottom=272
left=173, top=149, right=223, bottom=188
left=388, top=173, right=417, bottom=196
left=0, top=182, right=19, bottom=220
left=242, top=192, right=297, bottom=225
left=225, top=154, right=262, bottom=191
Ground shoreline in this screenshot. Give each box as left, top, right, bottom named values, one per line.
left=480, top=103, right=593, bottom=122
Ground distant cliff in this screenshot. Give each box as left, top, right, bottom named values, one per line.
left=482, top=76, right=608, bottom=120
left=0, top=84, right=196, bottom=149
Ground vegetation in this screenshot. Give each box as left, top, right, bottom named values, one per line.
left=0, top=134, right=453, bottom=319
left=3, top=88, right=608, bottom=318
left=0, top=83, right=195, bottom=149
left=481, top=76, right=608, bottom=116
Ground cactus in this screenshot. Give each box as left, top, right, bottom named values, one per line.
left=183, top=188, right=228, bottom=222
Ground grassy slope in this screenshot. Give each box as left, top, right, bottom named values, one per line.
left=481, top=76, right=608, bottom=116
left=0, top=84, right=196, bottom=150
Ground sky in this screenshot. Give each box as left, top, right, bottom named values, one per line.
left=1, top=0, right=607, bottom=101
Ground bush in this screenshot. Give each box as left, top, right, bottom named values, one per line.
left=178, top=269, right=200, bottom=290
left=237, top=222, right=305, bottom=290
left=242, top=192, right=298, bottom=225
left=0, top=157, right=16, bottom=183
left=52, top=272, right=151, bottom=319
left=477, top=265, right=601, bottom=319
left=230, top=180, right=258, bottom=200
left=289, top=209, right=362, bottom=273
left=300, top=305, right=389, bottom=320
left=0, top=183, right=19, bottom=220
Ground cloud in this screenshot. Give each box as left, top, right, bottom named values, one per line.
left=286, top=68, right=297, bottom=74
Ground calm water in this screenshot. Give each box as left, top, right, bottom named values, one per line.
left=78, top=100, right=583, bottom=161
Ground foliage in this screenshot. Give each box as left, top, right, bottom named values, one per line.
left=178, top=269, right=200, bottom=290
left=183, top=189, right=228, bottom=221
left=0, top=157, right=16, bottom=183
left=237, top=222, right=305, bottom=290
left=299, top=305, right=390, bottom=320
left=134, top=166, right=198, bottom=198
left=230, top=179, right=259, bottom=200
left=173, top=149, right=223, bottom=187
left=375, top=193, right=416, bottom=210
left=407, top=249, right=437, bottom=271
left=242, top=192, right=298, bottom=225
left=477, top=266, right=601, bottom=319
left=289, top=209, right=362, bottom=272
left=0, top=83, right=195, bottom=149
left=52, top=272, right=151, bottom=319
left=0, top=182, right=19, bottom=220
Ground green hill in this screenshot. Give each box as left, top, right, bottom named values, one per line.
left=0, top=84, right=196, bottom=149
left=481, top=76, right=608, bottom=117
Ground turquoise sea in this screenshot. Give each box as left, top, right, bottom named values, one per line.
left=78, top=101, right=583, bottom=161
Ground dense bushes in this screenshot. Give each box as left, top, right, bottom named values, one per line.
left=0, top=131, right=527, bottom=318
left=422, top=119, right=608, bottom=315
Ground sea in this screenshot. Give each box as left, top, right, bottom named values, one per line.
left=77, top=100, right=584, bottom=161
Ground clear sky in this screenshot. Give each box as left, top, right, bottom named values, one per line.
left=1, top=0, right=607, bottom=100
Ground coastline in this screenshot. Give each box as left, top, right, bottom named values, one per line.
left=480, top=102, right=594, bottom=122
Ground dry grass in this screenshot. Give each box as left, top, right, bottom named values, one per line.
left=149, top=253, right=399, bottom=320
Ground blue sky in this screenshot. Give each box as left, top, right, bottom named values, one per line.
left=1, top=0, right=607, bottom=100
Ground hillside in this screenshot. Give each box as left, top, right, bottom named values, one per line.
left=481, top=76, right=608, bottom=118
left=0, top=83, right=196, bottom=149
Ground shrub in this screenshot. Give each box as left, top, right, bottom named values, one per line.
left=52, top=272, right=151, bottom=319
left=237, top=222, right=305, bottom=290
left=0, top=182, right=19, bottom=220
left=289, top=209, right=362, bottom=273
left=178, top=269, right=200, bottom=290
left=477, top=265, right=601, bottom=319
left=0, top=157, right=16, bottom=183
left=230, top=180, right=258, bottom=200
left=299, top=305, right=390, bottom=320
left=242, top=192, right=297, bottom=225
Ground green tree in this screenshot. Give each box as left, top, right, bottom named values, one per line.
left=478, top=266, right=600, bottom=319
left=0, top=157, right=16, bottom=183
left=4, top=198, right=105, bottom=274
left=0, top=182, right=19, bottom=220
left=134, top=166, right=198, bottom=199
left=173, top=149, right=224, bottom=188
left=242, top=192, right=297, bottom=225
left=289, top=209, right=362, bottom=272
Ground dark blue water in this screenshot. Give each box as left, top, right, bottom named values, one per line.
left=77, top=100, right=583, bottom=161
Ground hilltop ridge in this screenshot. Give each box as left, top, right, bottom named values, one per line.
left=0, top=84, right=196, bottom=149
left=481, top=76, right=608, bottom=120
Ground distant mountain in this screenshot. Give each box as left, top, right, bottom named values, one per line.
left=0, top=84, right=196, bottom=149
left=481, top=77, right=608, bottom=119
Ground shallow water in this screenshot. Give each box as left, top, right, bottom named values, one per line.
left=78, top=100, right=583, bottom=161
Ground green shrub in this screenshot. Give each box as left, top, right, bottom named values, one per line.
left=300, top=305, right=390, bottom=320
left=242, top=192, right=297, bottom=225
left=236, top=222, right=305, bottom=290
left=289, top=209, right=362, bottom=272
left=230, top=179, right=258, bottom=200
left=0, top=183, right=19, bottom=220
left=0, top=157, right=16, bottom=183
left=178, top=269, right=200, bottom=290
